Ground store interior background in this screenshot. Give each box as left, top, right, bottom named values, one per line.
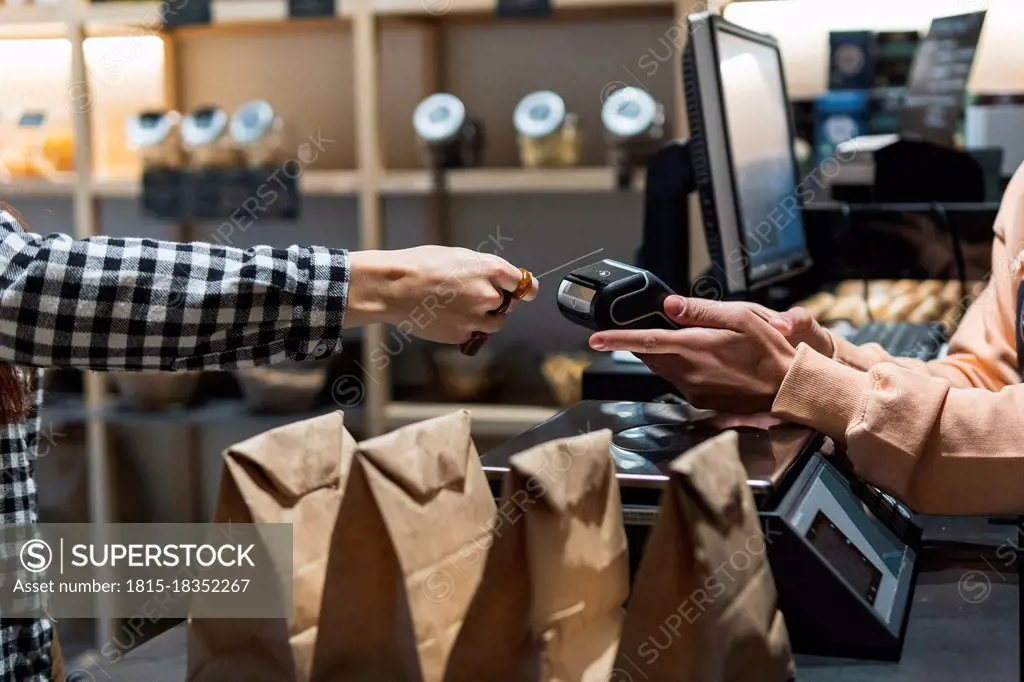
left=2, top=0, right=1023, bottom=657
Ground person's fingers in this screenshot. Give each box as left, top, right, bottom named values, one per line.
left=783, top=306, right=817, bottom=333
left=590, top=328, right=722, bottom=354
left=476, top=285, right=505, bottom=313
left=767, top=314, right=793, bottom=335
left=486, top=256, right=525, bottom=293
left=468, top=313, right=507, bottom=335
left=520, top=273, right=539, bottom=302
left=663, top=296, right=753, bottom=331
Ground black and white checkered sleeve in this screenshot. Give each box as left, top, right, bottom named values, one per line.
left=0, top=210, right=349, bottom=370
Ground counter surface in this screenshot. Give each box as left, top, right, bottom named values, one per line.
left=95, top=517, right=1020, bottom=682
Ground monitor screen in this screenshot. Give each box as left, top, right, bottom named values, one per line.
left=715, top=28, right=808, bottom=283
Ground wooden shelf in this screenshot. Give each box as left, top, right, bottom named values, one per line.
left=91, top=169, right=361, bottom=197
left=0, top=2, right=67, bottom=34
left=0, top=177, right=77, bottom=197
left=379, top=166, right=645, bottom=195
left=1, top=0, right=668, bottom=32
left=385, top=401, right=558, bottom=436
left=372, top=0, right=672, bottom=16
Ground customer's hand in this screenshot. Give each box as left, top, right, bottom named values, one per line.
left=345, top=246, right=538, bottom=344
left=588, top=296, right=796, bottom=413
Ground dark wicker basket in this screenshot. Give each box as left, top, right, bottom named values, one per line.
left=234, top=360, right=330, bottom=413
left=110, top=371, right=203, bottom=411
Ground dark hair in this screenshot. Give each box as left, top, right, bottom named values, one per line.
left=0, top=200, right=31, bottom=424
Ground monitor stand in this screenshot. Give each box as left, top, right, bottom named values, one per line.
left=637, top=140, right=808, bottom=313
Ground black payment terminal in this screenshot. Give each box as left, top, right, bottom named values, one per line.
left=557, top=259, right=679, bottom=331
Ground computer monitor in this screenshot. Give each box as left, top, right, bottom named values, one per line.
left=683, top=13, right=812, bottom=295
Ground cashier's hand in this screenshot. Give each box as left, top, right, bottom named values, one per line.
left=768, top=306, right=834, bottom=358
left=588, top=296, right=796, bottom=413
left=345, top=246, right=538, bottom=344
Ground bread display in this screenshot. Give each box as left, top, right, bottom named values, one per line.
left=796, top=292, right=836, bottom=319
left=795, top=279, right=986, bottom=329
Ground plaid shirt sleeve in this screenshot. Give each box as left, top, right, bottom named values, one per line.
left=0, top=209, right=350, bottom=370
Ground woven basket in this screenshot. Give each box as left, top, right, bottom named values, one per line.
left=542, top=354, right=594, bottom=407
left=110, top=371, right=203, bottom=411
left=234, top=360, right=330, bottom=413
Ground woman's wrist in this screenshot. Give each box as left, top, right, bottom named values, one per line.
left=344, top=250, right=406, bottom=328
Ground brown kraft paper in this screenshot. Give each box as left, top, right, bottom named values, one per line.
left=187, top=409, right=496, bottom=682
left=610, top=431, right=795, bottom=682
left=445, top=428, right=630, bottom=682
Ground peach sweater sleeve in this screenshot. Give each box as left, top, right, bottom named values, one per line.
left=771, top=164, right=1024, bottom=516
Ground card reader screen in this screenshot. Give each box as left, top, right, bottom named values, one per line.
left=806, top=511, right=882, bottom=605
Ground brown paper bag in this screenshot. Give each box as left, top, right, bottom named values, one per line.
left=611, top=431, right=795, bottom=682
left=187, top=409, right=497, bottom=682
left=187, top=411, right=358, bottom=682
left=311, top=410, right=497, bottom=682
left=445, top=429, right=630, bottom=682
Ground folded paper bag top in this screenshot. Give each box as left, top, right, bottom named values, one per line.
left=613, top=431, right=795, bottom=682
left=311, top=409, right=497, bottom=682
left=224, top=410, right=356, bottom=509
left=508, top=429, right=614, bottom=514
left=191, top=409, right=498, bottom=682
left=358, top=408, right=474, bottom=500
left=189, top=411, right=361, bottom=682
left=671, top=430, right=746, bottom=525
left=444, top=428, right=630, bottom=682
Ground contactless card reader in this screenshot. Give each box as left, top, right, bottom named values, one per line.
left=557, top=259, right=679, bottom=331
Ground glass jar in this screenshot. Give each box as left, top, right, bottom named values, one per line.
left=181, top=105, right=238, bottom=169
left=514, top=90, right=581, bottom=169
left=602, top=86, right=665, bottom=174
left=126, top=110, right=184, bottom=170
left=229, top=99, right=284, bottom=168
left=413, top=93, right=485, bottom=170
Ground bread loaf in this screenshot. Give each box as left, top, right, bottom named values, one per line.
left=797, top=292, right=837, bottom=320
left=880, top=293, right=923, bottom=322
left=822, top=296, right=869, bottom=326
left=906, top=296, right=943, bottom=323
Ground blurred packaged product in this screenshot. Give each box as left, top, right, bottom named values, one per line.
left=829, top=31, right=876, bottom=91
left=180, top=105, right=238, bottom=169
left=0, top=110, right=74, bottom=179
left=413, top=92, right=485, bottom=169
left=601, top=86, right=665, bottom=178
left=513, top=90, right=581, bottom=168
left=874, top=31, right=920, bottom=88
left=814, top=91, right=868, bottom=162
left=233, top=359, right=329, bottom=413
left=126, top=110, right=185, bottom=170
left=229, top=99, right=285, bottom=168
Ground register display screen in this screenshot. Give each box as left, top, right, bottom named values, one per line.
left=715, top=29, right=809, bottom=282
left=806, top=511, right=882, bottom=605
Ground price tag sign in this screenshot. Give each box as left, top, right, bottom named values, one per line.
left=497, top=0, right=551, bottom=19
left=899, top=11, right=986, bottom=147
left=289, top=0, right=336, bottom=19
left=162, top=0, right=212, bottom=28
